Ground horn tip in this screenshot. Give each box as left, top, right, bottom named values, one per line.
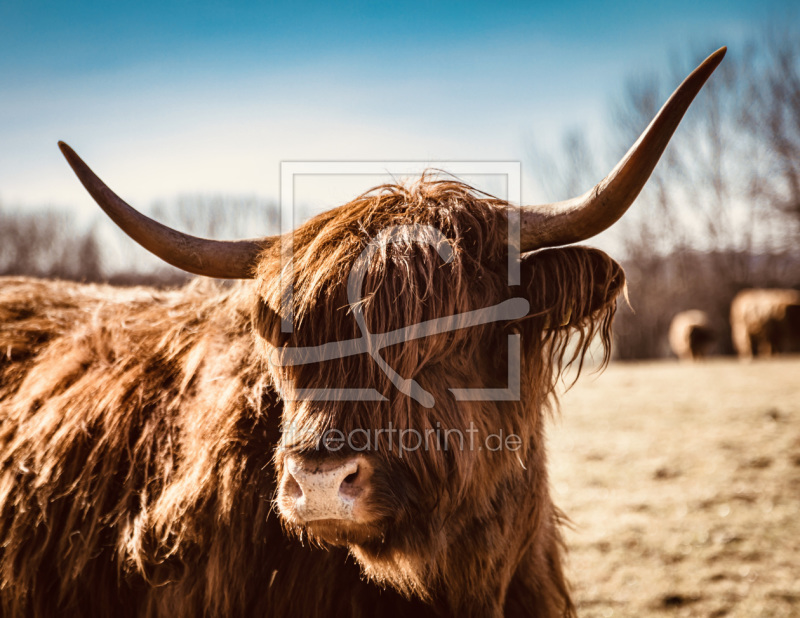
left=58, top=141, right=75, bottom=158
left=690, top=46, right=726, bottom=83
left=706, top=46, right=727, bottom=68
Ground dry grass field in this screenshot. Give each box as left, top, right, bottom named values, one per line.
left=549, top=357, right=800, bottom=618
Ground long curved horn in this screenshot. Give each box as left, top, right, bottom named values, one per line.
left=521, top=46, right=726, bottom=252
left=59, top=142, right=271, bottom=278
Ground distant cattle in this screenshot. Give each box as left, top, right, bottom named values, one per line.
left=730, top=288, right=800, bottom=359
left=669, top=310, right=715, bottom=361
left=0, top=48, right=725, bottom=617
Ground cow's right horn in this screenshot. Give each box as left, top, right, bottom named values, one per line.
left=59, top=141, right=271, bottom=279
left=519, top=46, right=726, bottom=252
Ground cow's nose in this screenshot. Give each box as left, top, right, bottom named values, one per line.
left=281, top=455, right=371, bottom=522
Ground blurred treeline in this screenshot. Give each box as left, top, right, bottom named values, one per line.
left=0, top=195, right=280, bottom=286
left=0, top=209, right=103, bottom=282
left=536, top=28, right=800, bottom=358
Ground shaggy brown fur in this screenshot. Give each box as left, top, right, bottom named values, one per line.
left=730, top=289, right=800, bottom=359
left=0, top=178, right=624, bottom=617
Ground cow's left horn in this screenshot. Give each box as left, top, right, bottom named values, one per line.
left=59, top=142, right=271, bottom=278
left=520, top=46, right=726, bottom=252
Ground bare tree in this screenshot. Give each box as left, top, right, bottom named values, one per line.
left=151, top=194, right=279, bottom=240
left=0, top=205, right=103, bottom=281
left=741, top=26, right=800, bottom=234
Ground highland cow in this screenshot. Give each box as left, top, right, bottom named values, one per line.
left=0, top=48, right=725, bottom=617
left=669, top=309, right=715, bottom=361
left=730, top=288, right=800, bottom=359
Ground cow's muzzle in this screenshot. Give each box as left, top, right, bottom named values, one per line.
left=278, top=455, right=373, bottom=523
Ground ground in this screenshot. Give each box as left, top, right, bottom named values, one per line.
left=549, top=357, right=800, bottom=618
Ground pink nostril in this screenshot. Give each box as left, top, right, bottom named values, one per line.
left=338, top=464, right=367, bottom=501
left=283, top=469, right=303, bottom=500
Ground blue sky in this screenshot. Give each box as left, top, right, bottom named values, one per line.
left=0, top=0, right=794, bottom=220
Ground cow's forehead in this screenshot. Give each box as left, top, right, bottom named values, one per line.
left=256, top=181, right=517, bottom=334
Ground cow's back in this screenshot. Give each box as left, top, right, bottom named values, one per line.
left=0, top=277, right=245, bottom=615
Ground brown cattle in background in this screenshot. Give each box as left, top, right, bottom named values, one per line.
left=730, top=288, right=800, bottom=359
left=0, top=49, right=725, bottom=617
left=669, top=309, right=715, bottom=361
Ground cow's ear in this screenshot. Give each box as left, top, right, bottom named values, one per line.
left=513, top=247, right=625, bottom=331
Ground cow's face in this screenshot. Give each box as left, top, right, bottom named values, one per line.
left=254, top=181, right=624, bottom=595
